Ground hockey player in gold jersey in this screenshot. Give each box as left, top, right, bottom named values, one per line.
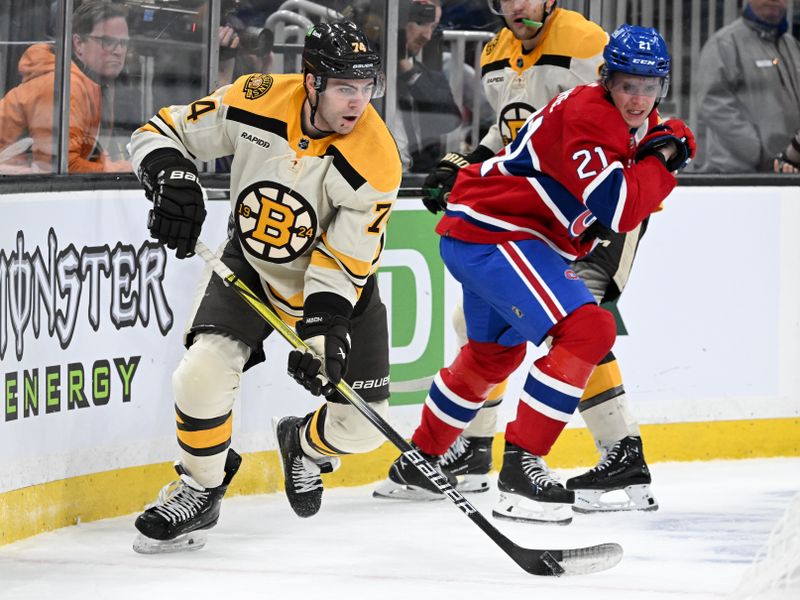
left=377, top=1, right=658, bottom=518
left=129, top=20, right=402, bottom=553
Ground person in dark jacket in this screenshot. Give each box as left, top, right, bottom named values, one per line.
left=393, top=0, right=462, bottom=172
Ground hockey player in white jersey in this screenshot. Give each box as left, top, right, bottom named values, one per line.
left=376, top=0, right=658, bottom=516
left=128, top=20, right=402, bottom=553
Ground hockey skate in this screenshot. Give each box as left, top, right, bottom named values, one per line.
left=566, top=435, right=658, bottom=513
left=274, top=416, right=340, bottom=518
left=441, top=435, right=493, bottom=493
left=132, top=448, right=242, bottom=554
left=493, top=443, right=574, bottom=525
left=373, top=443, right=457, bottom=501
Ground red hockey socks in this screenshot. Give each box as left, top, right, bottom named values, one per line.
left=506, top=304, right=616, bottom=455
left=412, top=340, right=525, bottom=455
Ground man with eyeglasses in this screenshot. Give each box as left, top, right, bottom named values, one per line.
left=0, top=0, right=131, bottom=173
left=128, top=20, right=403, bottom=554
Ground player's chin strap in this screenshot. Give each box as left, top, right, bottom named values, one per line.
left=192, top=239, right=624, bottom=578
left=304, top=76, right=336, bottom=136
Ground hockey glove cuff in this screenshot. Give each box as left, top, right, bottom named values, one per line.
left=137, top=148, right=186, bottom=200
left=289, top=313, right=352, bottom=396
left=288, top=293, right=353, bottom=397
left=141, top=153, right=206, bottom=259
left=635, top=119, right=696, bottom=172
left=421, top=151, right=471, bottom=214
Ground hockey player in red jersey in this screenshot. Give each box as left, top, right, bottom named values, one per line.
left=383, top=1, right=663, bottom=515
left=378, top=24, right=695, bottom=524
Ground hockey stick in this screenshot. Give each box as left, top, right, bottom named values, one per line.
left=193, top=240, right=623, bottom=577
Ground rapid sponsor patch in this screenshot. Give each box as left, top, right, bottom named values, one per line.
left=240, top=131, right=271, bottom=148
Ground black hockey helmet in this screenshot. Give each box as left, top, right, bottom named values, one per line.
left=303, top=20, right=385, bottom=98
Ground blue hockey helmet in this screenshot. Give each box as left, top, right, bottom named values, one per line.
left=603, top=24, right=670, bottom=77
left=601, top=24, right=670, bottom=99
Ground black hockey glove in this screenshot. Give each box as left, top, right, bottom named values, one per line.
left=635, top=119, right=697, bottom=172
left=138, top=150, right=206, bottom=259
left=288, top=310, right=351, bottom=397
left=421, top=152, right=470, bottom=214
left=421, top=145, right=496, bottom=214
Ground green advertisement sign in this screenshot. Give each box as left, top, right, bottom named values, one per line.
left=381, top=207, right=628, bottom=407
left=382, top=209, right=444, bottom=407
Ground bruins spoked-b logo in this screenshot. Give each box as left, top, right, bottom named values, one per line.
left=235, top=182, right=317, bottom=263
left=499, top=101, right=535, bottom=146
left=243, top=73, right=273, bottom=100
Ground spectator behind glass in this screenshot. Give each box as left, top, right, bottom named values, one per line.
left=695, top=0, right=800, bottom=173
left=217, top=0, right=276, bottom=86
left=0, top=0, right=131, bottom=174
left=440, top=0, right=496, bottom=31
left=393, top=0, right=462, bottom=173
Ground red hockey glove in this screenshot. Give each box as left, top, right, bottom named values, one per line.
left=635, top=119, right=696, bottom=172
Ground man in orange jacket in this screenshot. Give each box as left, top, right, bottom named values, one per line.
left=0, top=1, right=131, bottom=174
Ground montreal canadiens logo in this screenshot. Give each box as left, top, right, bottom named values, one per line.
left=564, top=269, right=579, bottom=280
left=499, top=102, right=535, bottom=146
left=569, top=209, right=597, bottom=238
left=234, top=181, right=317, bottom=263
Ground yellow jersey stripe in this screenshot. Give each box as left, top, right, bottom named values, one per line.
left=176, top=415, right=233, bottom=449
left=308, top=407, right=339, bottom=456
left=581, top=360, right=623, bottom=401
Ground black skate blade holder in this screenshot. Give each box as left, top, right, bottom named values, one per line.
left=193, top=240, right=623, bottom=577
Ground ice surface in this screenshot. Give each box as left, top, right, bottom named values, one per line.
left=1, top=458, right=798, bottom=600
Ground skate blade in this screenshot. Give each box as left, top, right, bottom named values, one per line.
left=372, top=478, right=444, bottom=501
left=492, top=492, right=573, bottom=525
left=132, top=530, right=208, bottom=554
left=572, top=484, right=659, bottom=513
left=456, top=474, right=490, bottom=494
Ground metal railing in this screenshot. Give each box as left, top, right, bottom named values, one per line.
left=441, top=30, right=495, bottom=153
left=1, top=0, right=798, bottom=176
